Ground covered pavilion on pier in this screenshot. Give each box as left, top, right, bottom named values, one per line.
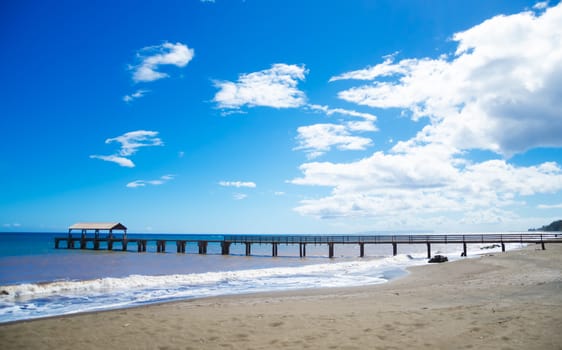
left=68, top=222, right=128, bottom=239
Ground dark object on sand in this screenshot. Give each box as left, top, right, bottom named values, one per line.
left=428, top=255, right=448, bottom=263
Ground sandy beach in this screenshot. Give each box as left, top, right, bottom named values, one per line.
left=1, top=243, right=561, bottom=350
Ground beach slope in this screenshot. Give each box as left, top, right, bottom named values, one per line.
left=1, top=243, right=561, bottom=349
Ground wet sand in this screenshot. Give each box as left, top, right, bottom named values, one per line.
left=1, top=243, right=561, bottom=349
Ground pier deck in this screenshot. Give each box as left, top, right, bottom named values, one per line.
left=54, top=233, right=561, bottom=258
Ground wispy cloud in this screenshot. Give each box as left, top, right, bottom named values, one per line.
left=123, top=42, right=194, bottom=102
left=130, top=42, right=194, bottom=83
left=213, top=63, right=307, bottom=111
left=233, top=193, right=248, bottom=200
left=307, top=104, right=378, bottom=122
left=537, top=203, right=562, bottom=209
left=2, top=223, right=21, bottom=228
left=127, top=175, right=175, bottom=188
left=90, top=130, right=163, bottom=167
left=89, top=155, right=135, bottom=168
left=533, top=1, right=549, bottom=10
left=106, top=130, right=163, bottom=156
left=123, top=89, right=149, bottom=103
left=219, top=181, right=257, bottom=188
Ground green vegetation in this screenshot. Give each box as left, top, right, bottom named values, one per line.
left=529, top=220, right=562, bottom=232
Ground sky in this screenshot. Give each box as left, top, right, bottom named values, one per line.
left=1, top=0, right=562, bottom=234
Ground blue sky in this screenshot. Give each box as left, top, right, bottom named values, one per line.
left=1, top=0, right=561, bottom=234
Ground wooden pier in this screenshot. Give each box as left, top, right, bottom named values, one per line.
left=54, top=233, right=561, bottom=258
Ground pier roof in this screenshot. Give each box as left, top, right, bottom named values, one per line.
left=69, top=222, right=127, bottom=231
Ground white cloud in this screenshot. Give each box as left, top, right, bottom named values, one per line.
left=292, top=4, right=562, bottom=229
left=537, top=203, right=562, bottom=209
left=233, top=193, right=248, bottom=200
left=213, top=64, right=307, bottom=110
left=295, top=104, right=378, bottom=159
left=295, top=123, right=373, bottom=159
left=89, top=155, right=135, bottom=168
left=123, top=89, right=149, bottom=103
left=291, top=152, right=562, bottom=224
left=127, top=175, right=175, bottom=188
left=219, top=181, right=257, bottom=188
left=533, top=1, right=549, bottom=10
left=91, top=130, right=163, bottom=167
left=106, top=130, right=163, bottom=157
left=307, top=104, right=378, bottom=122
left=331, top=3, right=562, bottom=157
left=290, top=3, right=562, bottom=228
left=330, top=55, right=404, bottom=82
left=130, top=42, right=194, bottom=83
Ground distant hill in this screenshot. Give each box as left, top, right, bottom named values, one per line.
left=529, top=220, right=562, bottom=232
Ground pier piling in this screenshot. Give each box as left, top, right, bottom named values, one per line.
left=198, top=241, right=208, bottom=254
left=299, top=243, right=306, bottom=258
left=177, top=241, right=186, bottom=253
left=137, top=240, right=146, bottom=252
left=157, top=240, right=166, bottom=253
left=221, top=242, right=231, bottom=255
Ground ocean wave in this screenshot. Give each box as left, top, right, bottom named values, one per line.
left=0, top=254, right=425, bottom=323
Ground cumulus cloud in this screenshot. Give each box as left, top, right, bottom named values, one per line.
left=127, top=175, right=175, bottom=188
left=295, top=104, right=378, bottom=159
left=213, top=64, right=307, bottom=110
left=331, top=3, right=562, bottom=157
left=90, top=130, right=163, bottom=167
left=219, top=181, right=257, bottom=188
left=291, top=4, right=562, bottom=228
left=233, top=193, right=248, bottom=200
left=292, top=154, right=562, bottom=223
left=130, top=42, right=194, bottom=83
left=295, top=123, right=373, bottom=159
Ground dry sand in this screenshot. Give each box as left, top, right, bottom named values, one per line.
left=1, top=243, right=561, bottom=350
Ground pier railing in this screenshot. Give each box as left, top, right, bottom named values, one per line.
left=224, top=233, right=559, bottom=244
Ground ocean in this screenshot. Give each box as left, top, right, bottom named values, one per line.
left=0, top=232, right=523, bottom=323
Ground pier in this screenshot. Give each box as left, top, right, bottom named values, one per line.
left=54, top=233, right=561, bottom=258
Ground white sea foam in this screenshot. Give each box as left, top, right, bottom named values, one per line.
left=0, top=254, right=426, bottom=323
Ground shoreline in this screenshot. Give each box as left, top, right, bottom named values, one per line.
left=1, top=243, right=561, bottom=349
